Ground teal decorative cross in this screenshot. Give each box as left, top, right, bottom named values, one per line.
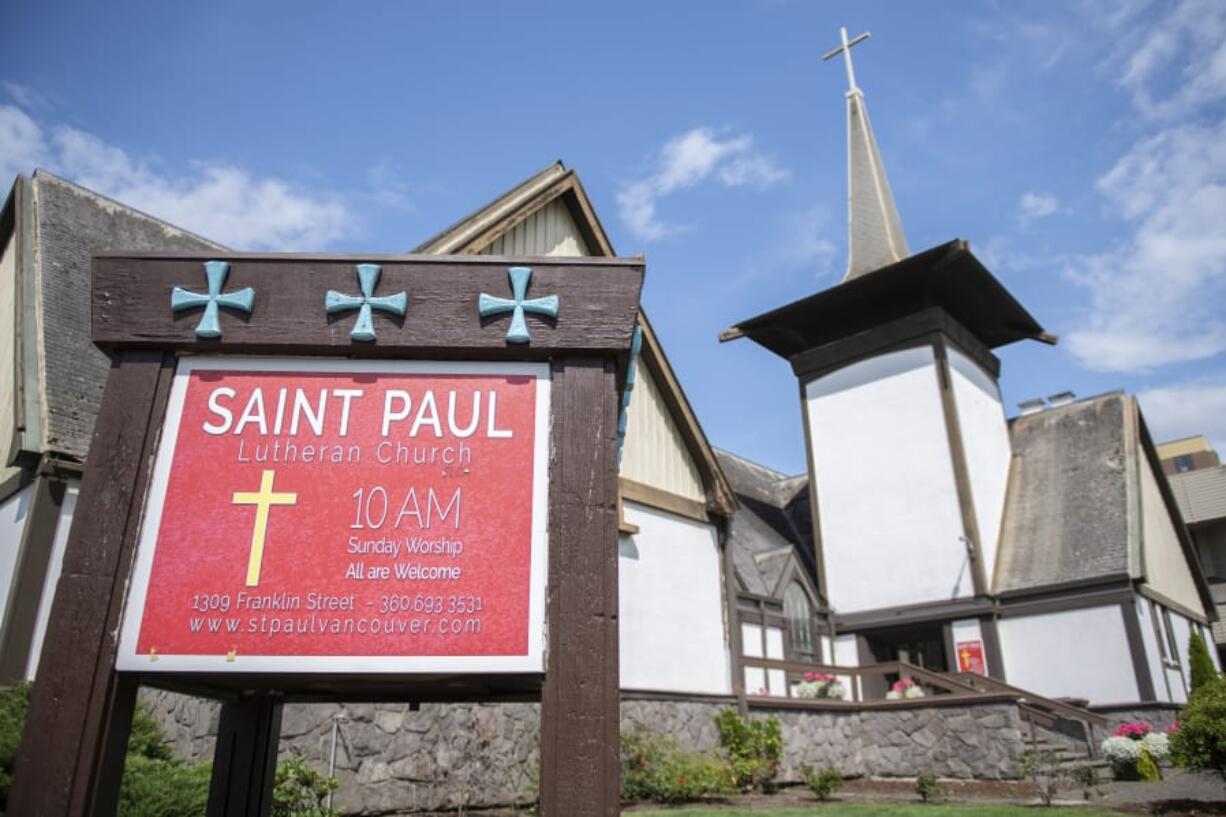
left=170, top=260, right=254, bottom=338
left=325, top=264, right=407, bottom=341
left=478, top=266, right=559, bottom=344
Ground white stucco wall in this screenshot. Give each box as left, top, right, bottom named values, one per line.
left=1139, top=453, right=1206, bottom=617
left=1170, top=611, right=1194, bottom=700
left=832, top=633, right=860, bottom=698
left=947, top=349, right=1011, bottom=583
left=618, top=501, right=730, bottom=695
left=805, top=346, right=970, bottom=612
left=26, top=482, right=77, bottom=678
left=1136, top=597, right=1172, bottom=703
left=0, top=483, right=33, bottom=626
left=999, top=605, right=1140, bottom=704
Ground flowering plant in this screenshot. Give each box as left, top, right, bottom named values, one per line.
left=1102, top=728, right=1169, bottom=781
left=1113, top=721, right=1154, bottom=740
left=794, top=671, right=846, bottom=701
left=885, top=677, right=924, bottom=700
left=1164, top=720, right=1180, bottom=734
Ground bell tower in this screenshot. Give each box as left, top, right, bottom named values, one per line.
left=721, top=28, right=1055, bottom=676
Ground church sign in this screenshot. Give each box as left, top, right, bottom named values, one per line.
left=117, top=358, right=550, bottom=674
left=13, top=252, right=642, bottom=817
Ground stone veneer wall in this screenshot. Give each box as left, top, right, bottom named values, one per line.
left=1091, top=703, right=1182, bottom=733
left=140, top=690, right=1030, bottom=814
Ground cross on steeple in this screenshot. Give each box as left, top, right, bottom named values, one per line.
left=479, top=266, right=559, bottom=344
left=821, top=25, right=910, bottom=281
left=822, top=26, right=870, bottom=94
left=325, top=264, right=408, bottom=341
left=170, top=260, right=255, bottom=338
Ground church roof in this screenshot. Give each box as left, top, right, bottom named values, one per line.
left=715, top=449, right=816, bottom=598
left=995, top=392, right=1216, bottom=616
left=994, top=392, right=1133, bottom=594
left=3, top=171, right=225, bottom=464
left=722, top=240, right=1053, bottom=359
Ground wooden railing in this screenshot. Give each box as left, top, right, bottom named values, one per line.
left=950, top=672, right=1107, bottom=727
left=740, top=656, right=1107, bottom=738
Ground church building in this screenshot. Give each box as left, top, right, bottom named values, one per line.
left=0, top=27, right=1221, bottom=808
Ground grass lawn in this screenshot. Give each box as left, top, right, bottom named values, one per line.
left=631, top=807, right=1129, bottom=817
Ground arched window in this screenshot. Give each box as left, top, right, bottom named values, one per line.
left=783, top=582, right=815, bottom=661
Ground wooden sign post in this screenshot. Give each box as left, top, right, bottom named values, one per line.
left=10, top=252, right=643, bottom=817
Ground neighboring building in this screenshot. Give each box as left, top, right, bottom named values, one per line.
left=1158, top=435, right=1221, bottom=475
left=1161, top=438, right=1226, bottom=663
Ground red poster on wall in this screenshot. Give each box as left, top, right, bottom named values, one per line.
left=956, top=640, right=986, bottom=675
left=117, top=357, right=550, bottom=674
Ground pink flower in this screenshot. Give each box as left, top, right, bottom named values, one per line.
left=891, top=677, right=917, bottom=693
left=1165, top=721, right=1181, bottom=734
left=1113, top=721, right=1154, bottom=740
left=803, top=672, right=816, bottom=682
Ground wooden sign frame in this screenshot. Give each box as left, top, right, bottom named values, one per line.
left=11, top=252, right=643, bottom=817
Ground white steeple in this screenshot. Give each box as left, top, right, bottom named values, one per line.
left=823, top=27, right=910, bottom=282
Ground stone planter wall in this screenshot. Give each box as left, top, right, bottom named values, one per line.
left=139, top=689, right=1030, bottom=814
left=1091, top=703, right=1182, bottom=733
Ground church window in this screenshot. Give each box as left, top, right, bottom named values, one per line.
left=783, top=582, right=816, bottom=662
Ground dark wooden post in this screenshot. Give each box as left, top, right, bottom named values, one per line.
left=208, top=692, right=284, bottom=816
left=539, top=358, right=621, bottom=817
left=9, top=351, right=174, bottom=817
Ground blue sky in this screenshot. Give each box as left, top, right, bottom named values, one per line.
left=3, top=0, right=1225, bottom=474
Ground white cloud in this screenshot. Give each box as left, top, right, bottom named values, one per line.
left=1138, top=381, right=1226, bottom=452
left=1065, top=120, right=1226, bottom=371
left=0, top=103, right=352, bottom=251
left=0, top=105, right=51, bottom=182
left=1103, top=0, right=1226, bottom=119
left=1018, top=191, right=1060, bottom=222
left=1, top=80, right=48, bottom=112
left=617, top=127, right=788, bottom=241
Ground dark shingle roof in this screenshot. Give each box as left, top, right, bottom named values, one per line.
left=715, top=449, right=814, bottom=596
left=994, top=392, right=1132, bottom=593
left=30, top=172, right=226, bottom=460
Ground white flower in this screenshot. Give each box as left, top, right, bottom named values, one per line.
left=794, top=681, right=821, bottom=699
left=904, top=685, right=925, bottom=699
left=1141, top=732, right=1170, bottom=760
left=1102, top=736, right=1144, bottom=762
left=824, top=682, right=847, bottom=701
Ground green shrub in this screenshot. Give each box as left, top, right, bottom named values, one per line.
left=1172, top=677, right=1226, bottom=777
left=799, top=764, right=843, bottom=801
left=118, top=755, right=211, bottom=817
left=713, top=708, right=781, bottom=792
left=273, top=755, right=340, bottom=817
left=915, top=770, right=944, bottom=803
left=1189, top=631, right=1220, bottom=694
left=621, top=728, right=734, bottom=804
left=128, top=703, right=175, bottom=762
left=0, top=682, right=30, bottom=809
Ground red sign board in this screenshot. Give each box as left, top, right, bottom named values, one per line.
left=117, top=358, right=550, bottom=673
left=956, top=640, right=986, bottom=675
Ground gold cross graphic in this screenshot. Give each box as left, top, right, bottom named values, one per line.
left=232, top=469, right=297, bottom=587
